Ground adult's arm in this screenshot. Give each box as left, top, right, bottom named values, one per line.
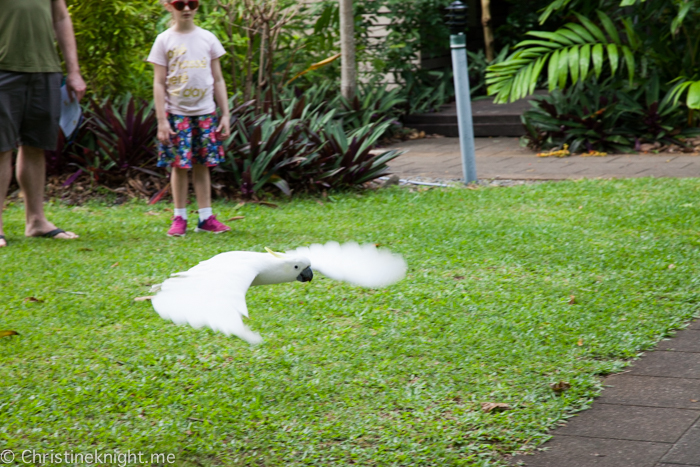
left=51, top=0, right=86, bottom=101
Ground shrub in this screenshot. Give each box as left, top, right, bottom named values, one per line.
left=522, top=77, right=700, bottom=152
left=45, top=92, right=403, bottom=200
left=66, top=0, right=163, bottom=98
left=219, top=94, right=404, bottom=199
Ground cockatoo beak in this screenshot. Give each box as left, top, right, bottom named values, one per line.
left=297, top=266, right=313, bottom=282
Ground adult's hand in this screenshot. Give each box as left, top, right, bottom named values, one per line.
left=66, top=71, right=86, bottom=102
left=52, top=0, right=85, bottom=102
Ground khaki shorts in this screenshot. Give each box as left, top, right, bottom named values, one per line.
left=0, top=71, right=62, bottom=152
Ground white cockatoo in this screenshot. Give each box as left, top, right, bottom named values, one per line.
left=151, top=241, right=407, bottom=344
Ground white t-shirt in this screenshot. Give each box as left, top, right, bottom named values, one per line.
left=147, top=27, right=226, bottom=116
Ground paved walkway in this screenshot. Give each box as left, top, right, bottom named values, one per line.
left=385, top=137, right=700, bottom=182
left=385, top=137, right=700, bottom=466
left=510, top=321, right=700, bottom=466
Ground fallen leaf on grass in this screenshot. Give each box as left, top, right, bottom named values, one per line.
left=78, top=247, right=93, bottom=252
left=669, top=264, right=676, bottom=269
left=145, top=211, right=159, bottom=216
left=257, top=201, right=278, bottom=208
left=453, top=275, right=465, bottom=280
left=0, top=330, right=19, bottom=338
left=111, top=262, right=119, bottom=268
left=481, top=402, right=511, bottom=413
left=24, top=297, right=43, bottom=303
left=577, top=338, right=584, bottom=346
left=226, top=216, right=245, bottom=222
left=569, top=295, right=576, bottom=305
left=550, top=381, right=571, bottom=394
left=134, top=296, right=154, bottom=302
left=148, top=183, right=170, bottom=205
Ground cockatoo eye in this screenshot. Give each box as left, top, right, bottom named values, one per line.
left=294, top=265, right=299, bottom=269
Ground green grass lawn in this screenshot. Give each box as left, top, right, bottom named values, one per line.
left=1, top=178, right=699, bottom=466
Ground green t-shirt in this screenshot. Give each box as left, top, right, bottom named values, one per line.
left=0, top=0, right=62, bottom=73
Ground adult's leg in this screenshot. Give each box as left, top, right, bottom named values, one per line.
left=16, top=145, right=77, bottom=239
left=192, top=164, right=211, bottom=209
left=171, top=166, right=190, bottom=210
left=0, top=150, right=12, bottom=247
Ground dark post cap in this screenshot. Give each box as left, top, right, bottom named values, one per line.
left=445, top=0, right=468, bottom=35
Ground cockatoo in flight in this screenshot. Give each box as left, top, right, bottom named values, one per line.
left=151, top=242, right=407, bottom=344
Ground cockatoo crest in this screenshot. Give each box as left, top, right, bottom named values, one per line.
left=151, top=242, right=406, bottom=344
left=264, top=247, right=284, bottom=258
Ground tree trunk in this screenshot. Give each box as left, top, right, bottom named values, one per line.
left=339, top=0, right=356, bottom=101
left=480, top=0, right=495, bottom=62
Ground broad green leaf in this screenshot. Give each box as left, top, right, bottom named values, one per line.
left=607, top=43, right=619, bottom=76
left=621, top=18, right=640, bottom=49
left=579, top=43, right=591, bottom=80
left=558, top=28, right=587, bottom=44
left=489, top=59, right=533, bottom=68
left=518, top=47, right=555, bottom=59
left=548, top=49, right=560, bottom=91
left=527, top=31, right=575, bottom=46
left=687, top=81, right=700, bottom=109
left=671, top=1, right=692, bottom=35
left=514, top=40, right=560, bottom=49
left=669, top=81, right=692, bottom=105
left=485, top=75, right=512, bottom=85
left=592, top=43, right=604, bottom=78
left=568, top=46, right=580, bottom=84
left=597, top=11, right=621, bottom=44
left=531, top=56, right=547, bottom=94
left=511, top=68, right=522, bottom=101
left=565, top=23, right=596, bottom=43
left=621, top=45, right=635, bottom=84
left=620, top=0, right=637, bottom=5
left=538, top=0, right=572, bottom=24
left=558, top=48, right=570, bottom=88
left=516, top=65, right=530, bottom=100
left=574, top=12, right=608, bottom=43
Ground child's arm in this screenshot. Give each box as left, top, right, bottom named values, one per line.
left=211, top=58, right=230, bottom=139
left=153, top=64, right=175, bottom=145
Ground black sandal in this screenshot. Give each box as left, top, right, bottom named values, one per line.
left=41, top=229, right=65, bottom=238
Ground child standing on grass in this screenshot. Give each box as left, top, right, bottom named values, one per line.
left=148, top=0, right=232, bottom=236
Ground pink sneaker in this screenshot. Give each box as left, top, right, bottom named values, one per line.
left=195, top=214, right=231, bottom=234
left=167, top=216, right=187, bottom=237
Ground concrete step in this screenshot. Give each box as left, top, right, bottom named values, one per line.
left=407, top=122, right=525, bottom=137
left=404, top=92, right=544, bottom=137
left=404, top=113, right=522, bottom=125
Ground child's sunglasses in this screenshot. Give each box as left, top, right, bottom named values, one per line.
left=171, top=0, right=199, bottom=11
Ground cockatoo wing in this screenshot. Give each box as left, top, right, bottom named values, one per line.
left=286, top=241, right=406, bottom=288
left=151, top=252, right=263, bottom=344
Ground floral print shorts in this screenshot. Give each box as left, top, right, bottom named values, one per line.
left=157, top=113, right=225, bottom=169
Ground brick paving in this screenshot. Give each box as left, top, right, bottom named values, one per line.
left=385, top=137, right=700, bottom=466
left=385, top=137, right=700, bottom=182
